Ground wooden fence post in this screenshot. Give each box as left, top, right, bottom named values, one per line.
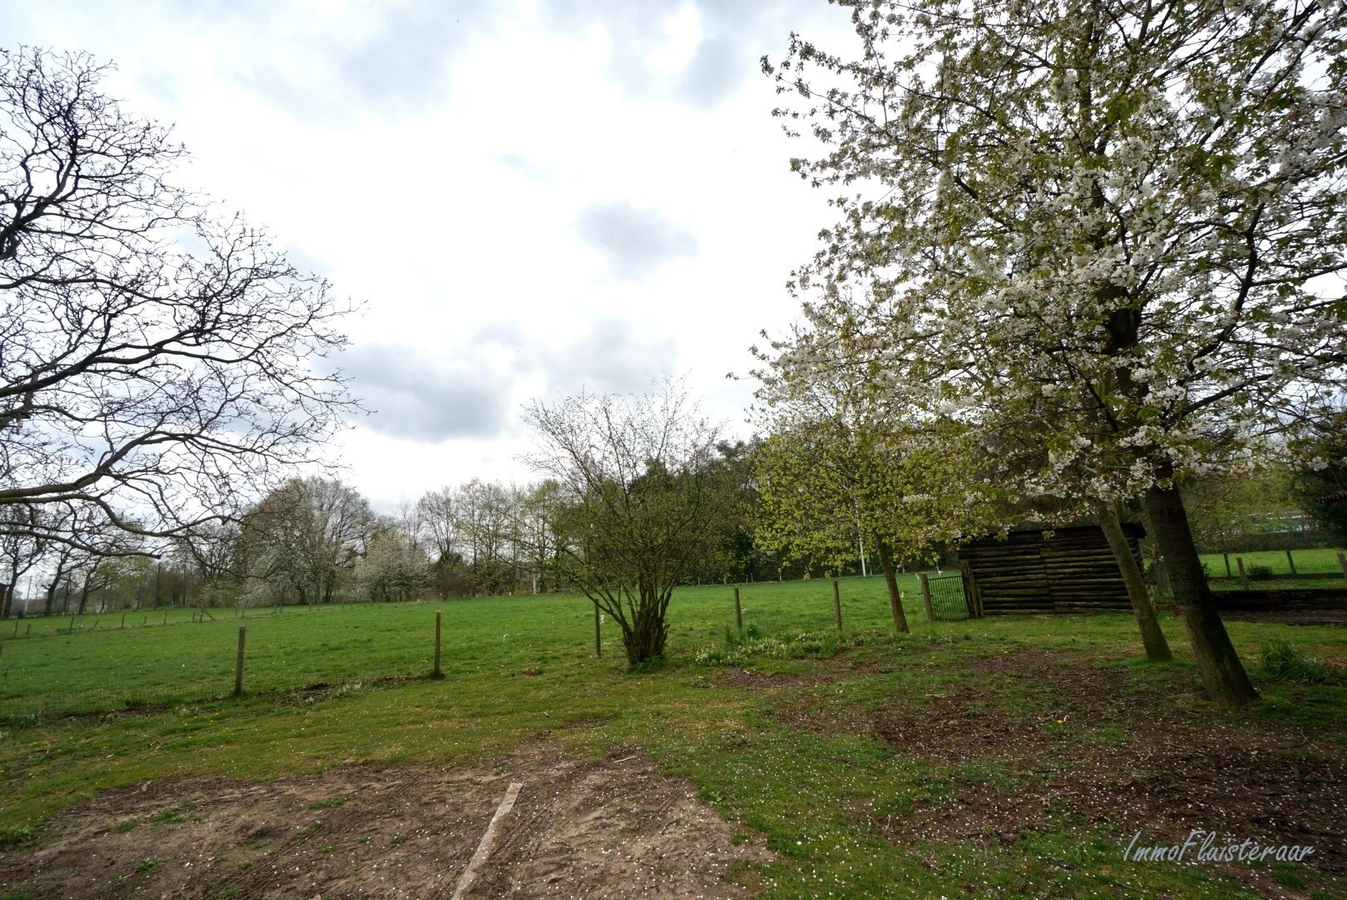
left=959, top=560, right=982, bottom=618
left=1223, top=553, right=1231, bottom=578
left=1237, top=557, right=1248, bottom=590
left=432, top=611, right=443, bottom=679
left=1338, top=551, right=1347, bottom=579
left=832, top=580, right=843, bottom=630
left=233, top=625, right=246, bottom=696
left=162, top=609, right=168, bottom=626
left=920, top=573, right=935, bottom=622
left=593, top=601, right=602, bottom=658
left=68, top=615, right=75, bottom=633
left=120, top=612, right=126, bottom=629
left=1285, top=549, right=1297, bottom=577
left=734, top=587, right=742, bottom=631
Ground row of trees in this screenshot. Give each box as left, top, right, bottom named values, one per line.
left=18, top=440, right=752, bottom=615
left=0, top=500, right=209, bottom=617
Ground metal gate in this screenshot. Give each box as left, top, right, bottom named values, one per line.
left=922, top=571, right=973, bottom=620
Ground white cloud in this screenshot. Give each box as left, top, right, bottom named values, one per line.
left=3, top=0, right=856, bottom=511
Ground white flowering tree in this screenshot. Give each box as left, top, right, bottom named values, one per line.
left=765, top=0, right=1347, bottom=703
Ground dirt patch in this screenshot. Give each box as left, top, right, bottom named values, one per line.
left=0, top=744, right=768, bottom=899
left=873, top=691, right=1037, bottom=764
left=865, top=649, right=1347, bottom=893
left=717, top=668, right=813, bottom=689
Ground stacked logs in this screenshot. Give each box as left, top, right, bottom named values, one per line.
left=957, top=524, right=1143, bottom=615
left=1211, top=589, right=1347, bottom=613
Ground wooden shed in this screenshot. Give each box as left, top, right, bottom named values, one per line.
left=957, top=524, right=1144, bottom=615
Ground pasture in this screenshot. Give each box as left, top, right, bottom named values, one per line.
left=1, top=574, right=1344, bottom=898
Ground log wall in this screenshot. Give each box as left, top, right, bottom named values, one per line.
left=1210, top=588, right=1347, bottom=612
left=958, top=525, right=1143, bottom=615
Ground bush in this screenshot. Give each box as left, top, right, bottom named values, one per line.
left=1246, top=564, right=1275, bottom=581
left=1259, top=641, right=1335, bottom=684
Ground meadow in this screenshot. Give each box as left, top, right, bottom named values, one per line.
left=1201, top=547, right=1347, bottom=589
left=1, top=571, right=1345, bottom=898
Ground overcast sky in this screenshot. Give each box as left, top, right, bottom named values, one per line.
left=7, top=0, right=854, bottom=512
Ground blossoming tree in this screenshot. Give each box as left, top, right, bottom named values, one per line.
left=764, top=0, right=1347, bottom=703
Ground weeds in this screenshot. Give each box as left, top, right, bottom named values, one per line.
left=307, top=796, right=347, bottom=810
left=0, top=824, right=33, bottom=848
left=1260, top=641, right=1336, bottom=684
left=695, top=628, right=869, bottom=665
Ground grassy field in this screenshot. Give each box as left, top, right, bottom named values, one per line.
left=1, top=575, right=1344, bottom=898
left=0, top=575, right=934, bottom=720
left=1200, top=547, right=1347, bottom=589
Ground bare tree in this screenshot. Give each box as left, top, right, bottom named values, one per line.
left=415, top=487, right=460, bottom=563
left=523, top=382, right=729, bottom=666
left=34, top=503, right=139, bottom=615
left=518, top=480, right=564, bottom=593
left=0, top=504, right=45, bottom=616
left=0, top=47, right=355, bottom=548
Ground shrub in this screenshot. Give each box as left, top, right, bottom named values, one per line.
left=1246, top=564, right=1275, bottom=581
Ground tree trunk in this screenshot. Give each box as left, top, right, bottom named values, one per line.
left=620, top=586, right=668, bottom=665
left=1096, top=502, right=1171, bottom=662
left=1143, top=482, right=1257, bottom=705
left=875, top=539, right=909, bottom=634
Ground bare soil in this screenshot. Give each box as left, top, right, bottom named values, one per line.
left=867, top=649, right=1346, bottom=896
left=0, top=745, right=767, bottom=899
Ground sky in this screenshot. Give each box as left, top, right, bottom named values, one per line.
left=5, top=0, right=856, bottom=512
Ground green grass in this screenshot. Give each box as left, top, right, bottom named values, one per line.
left=0, top=576, right=933, bottom=720
left=308, top=795, right=347, bottom=810
left=1, top=574, right=1343, bottom=899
